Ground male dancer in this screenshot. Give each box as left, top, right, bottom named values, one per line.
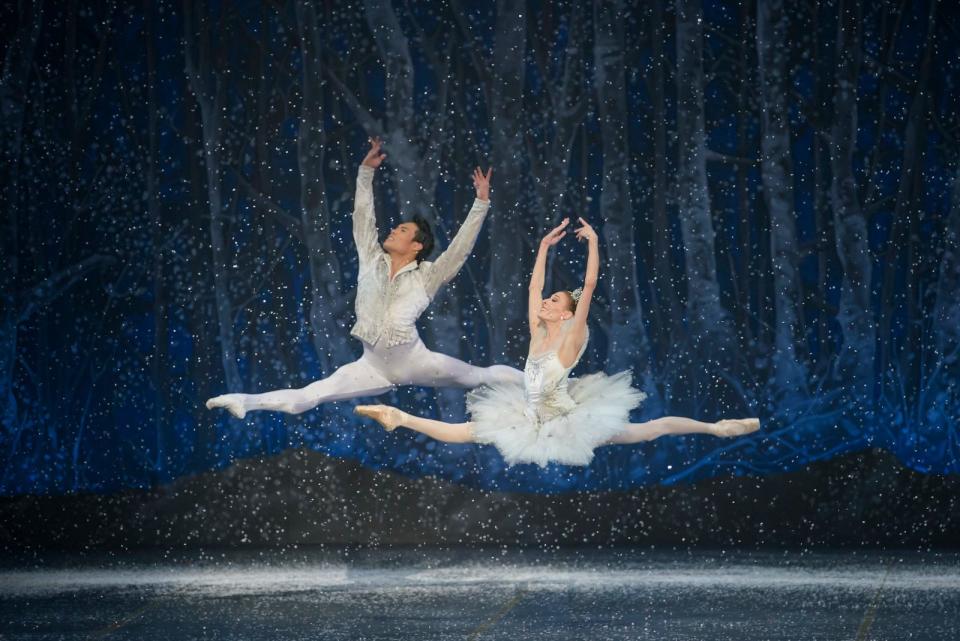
left=206, top=138, right=522, bottom=418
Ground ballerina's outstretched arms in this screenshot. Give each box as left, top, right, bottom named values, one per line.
left=356, top=218, right=759, bottom=468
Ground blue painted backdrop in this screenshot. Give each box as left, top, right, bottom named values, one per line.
left=2, top=0, right=958, bottom=495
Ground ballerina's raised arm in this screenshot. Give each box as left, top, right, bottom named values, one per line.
left=528, top=217, right=570, bottom=335
left=556, top=217, right=599, bottom=367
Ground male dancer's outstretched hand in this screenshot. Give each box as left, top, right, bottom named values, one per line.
left=472, top=166, right=492, bottom=202
left=362, top=136, right=387, bottom=168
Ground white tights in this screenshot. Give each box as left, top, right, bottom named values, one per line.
left=221, top=338, right=522, bottom=416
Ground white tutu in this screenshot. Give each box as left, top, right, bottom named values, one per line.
left=466, top=370, right=647, bottom=467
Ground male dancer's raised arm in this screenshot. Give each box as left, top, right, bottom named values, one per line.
left=422, top=167, right=493, bottom=298
left=354, top=137, right=387, bottom=268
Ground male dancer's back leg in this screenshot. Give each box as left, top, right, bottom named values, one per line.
left=369, top=339, right=523, bottom=389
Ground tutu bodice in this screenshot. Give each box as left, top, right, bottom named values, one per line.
left=522, top=338, right=587, bottom=423
left=467, top=328, right=647, bottom=467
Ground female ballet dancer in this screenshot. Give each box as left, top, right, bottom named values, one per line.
left=355, top=217, right=759, bottom=468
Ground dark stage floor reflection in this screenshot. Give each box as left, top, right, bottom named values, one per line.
left=1, top=547, right=958, bottom=640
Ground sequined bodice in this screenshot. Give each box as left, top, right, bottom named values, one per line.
left=523, top=344, right=585, bottom=422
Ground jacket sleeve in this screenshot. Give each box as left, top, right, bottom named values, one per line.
left=422, top=198, right=490, bottom=298
left=352, top=165, right=381, bottom=268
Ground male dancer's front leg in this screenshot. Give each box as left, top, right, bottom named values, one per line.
left=205, top=353, right=395, bottom=419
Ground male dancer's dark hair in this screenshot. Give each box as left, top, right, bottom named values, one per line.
left=409, top=214, right=435, bottom=262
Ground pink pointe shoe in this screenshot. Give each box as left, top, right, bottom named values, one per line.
left=354, top=405, right=406, bottom=431
left=205, top=394, right=247, bottom=420
left=711, top=417, right=760, bottom=438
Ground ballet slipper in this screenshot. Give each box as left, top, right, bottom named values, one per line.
left=354, top=404, right=406, bottom=431
left=205, top=394, right=247, bottom=420
left=710, top=417, right=760, bottom=438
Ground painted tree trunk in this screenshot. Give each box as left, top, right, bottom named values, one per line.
left=182, top=79, right=219, bottom=471
left=734, top=0, right=754, bottom=351
left=674, top=0, right=737, bottom=367
left=525, top=3, right=587, bottom=237
left=934, top=167, right=960, bottom=369
left=878, top=0, right=937, bottom=393
left=812, top=0, right=832, bottom=362
left=145, top=0, right=168, bottom=470
left=649, top=0, right=680, bottom=365
left=594, top=0, right=653, bottom=377
left=756, top=0, right=808, bottom=396
left=829, top=0, right=874, bottom=404
left=362, top=0, right=423, bottom=215
left=486, top=0, right=528, bottom=362
left=182, top=1, right=242, bottom=393
left=295, top=0, right=355, bottom=370
left=1, top=2, right=45, bottom=436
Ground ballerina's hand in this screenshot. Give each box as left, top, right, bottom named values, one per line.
left=472, top=166, right=493, bottom=200
left=574, top=217, right=597, bottom=242
left=541, top=218, right=570, bottom=247
left=362, top=136, right=387, bottom=168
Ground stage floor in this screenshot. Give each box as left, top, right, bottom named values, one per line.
left=1, top=548, right=957, bottom=640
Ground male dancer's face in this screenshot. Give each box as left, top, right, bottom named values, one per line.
left=538, top=292, right=574, bottom=322
left=382, top=222, right=423, bottom=258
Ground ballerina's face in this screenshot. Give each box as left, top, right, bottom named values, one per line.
left=538, top=291, right=575, bottom=322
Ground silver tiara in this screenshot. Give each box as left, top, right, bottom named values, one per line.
left=570, top=287, right=583, bottom=302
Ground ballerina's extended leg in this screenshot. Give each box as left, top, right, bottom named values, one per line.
left=606, top=416, right=759, bottom=444
left=355, top=405, right=474, bottom=443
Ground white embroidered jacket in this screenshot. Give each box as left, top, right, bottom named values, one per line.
left=349, top=165, right=490, bottom=348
